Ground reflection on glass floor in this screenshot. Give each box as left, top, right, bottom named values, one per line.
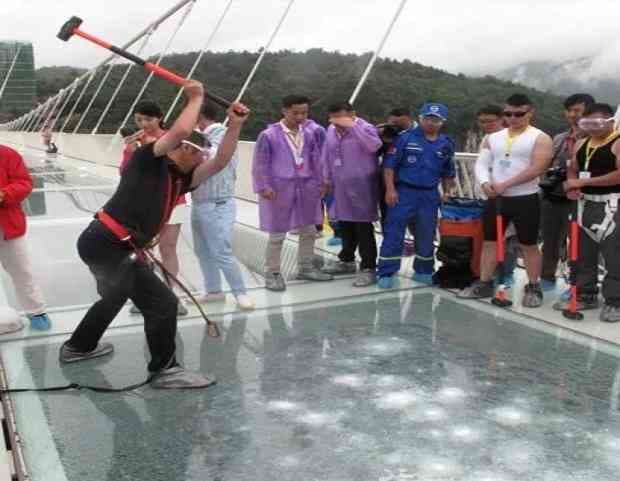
left=23, top=151, right=117, bottom=190
left=3, top=291, right=620, bottom=481
left=1, top=216, right=264, bottom=310
left=0, top=151, right=263, bottom=311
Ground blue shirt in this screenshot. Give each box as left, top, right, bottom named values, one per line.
left=383, top=126, right=455, bottom=189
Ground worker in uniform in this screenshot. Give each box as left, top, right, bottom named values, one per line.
left=377, top=103, right=456, bottom=288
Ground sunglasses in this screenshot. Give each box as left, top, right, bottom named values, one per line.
left=503, top=110, right=529, bottom=118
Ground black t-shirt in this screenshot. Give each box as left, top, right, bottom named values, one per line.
left=103, top=143, right=194, bottom=247
left=576, top=135, right=620, bottom=195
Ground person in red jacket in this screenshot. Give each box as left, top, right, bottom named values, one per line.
left=0, top=145, right=51, bottom=330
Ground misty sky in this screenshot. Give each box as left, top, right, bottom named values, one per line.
left=3, top=0, right=620, bottom=78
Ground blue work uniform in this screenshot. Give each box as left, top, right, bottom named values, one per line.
left=378, top=126, right=456, bottom=277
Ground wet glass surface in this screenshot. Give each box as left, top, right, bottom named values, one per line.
left=4, top=292, right=620, bottom=481
left=1, top=157, right=262, bottom=309
left=0, top=213, right=262, bottom=309
left=22, top=189, right=114, bottom=219
left=24, top=153, right=116, bottom=189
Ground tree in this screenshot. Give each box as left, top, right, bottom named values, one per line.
left=36, top=50, right=565, bottom=148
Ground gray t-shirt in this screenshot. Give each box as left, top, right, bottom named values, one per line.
left=551, top=130, right=579, bottom=169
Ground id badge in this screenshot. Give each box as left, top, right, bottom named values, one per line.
left=579, top=171, right=591, bottom=180
left=499, top=158, right=511, bottom=169
left=334, top=157, right=343, bottom=167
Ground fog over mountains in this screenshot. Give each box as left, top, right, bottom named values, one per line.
left=497, top=56, right=620, bottom=105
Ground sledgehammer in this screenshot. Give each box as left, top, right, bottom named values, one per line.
left=57, top=16, right=235, bottom=111
left=491, top=197, right=513, bottom=308
left=562, top=212, right=584, bottom=320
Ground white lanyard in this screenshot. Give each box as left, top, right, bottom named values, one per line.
left=282, top=123, right=304, bottom=168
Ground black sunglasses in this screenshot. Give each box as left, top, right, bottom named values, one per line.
left=503, top=110, right=529, bottom=118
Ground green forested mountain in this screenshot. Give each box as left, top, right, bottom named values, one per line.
left=36, top=66, right=87, bottom=100
left=35, top=49, right=566, bottom=148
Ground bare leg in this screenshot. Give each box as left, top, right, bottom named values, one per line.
left=480, top=241, right=498, bottom=282
left=159, top=223, right=182, bottom=286
left=520, top=244, right=542, bottom=284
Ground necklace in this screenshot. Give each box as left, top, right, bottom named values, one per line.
left=584, top=131, right=620, bottom=170
left=505, top=126, right=529, bottom=158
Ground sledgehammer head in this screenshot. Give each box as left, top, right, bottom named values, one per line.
left=57, top=16, right=83, bottom=41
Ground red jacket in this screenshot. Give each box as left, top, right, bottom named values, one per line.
left=0, top=145, right=33, bottom=240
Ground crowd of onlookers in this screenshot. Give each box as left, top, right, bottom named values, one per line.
left=248, top=91, right=620, bottom=323
left=0, top=88, right=618, bottom=335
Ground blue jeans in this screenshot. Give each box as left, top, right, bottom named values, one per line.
left=191, top=199, right=247, bottom=296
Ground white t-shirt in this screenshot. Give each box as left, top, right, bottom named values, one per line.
left=487, top=126, right=543, bottom=197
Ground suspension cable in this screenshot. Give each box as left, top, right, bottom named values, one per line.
left=50, top=80, right=79, bottom=132
left=36, top=92, right=65, bottom=133
left=163, top=0, right=234, bottom=123
left=20, top=107, right=40, bottom=132
left=33, top=93, right=63, bottom=132
left=91, top=30, right=155, bottom=134
left=117, top=0, right=197, bottom=134
left=27, top=101, right=51, bottom=132
left=16, top=111, right=33, bottom=132
left=42, top=89, right=68, bottom=131
left=23, top=103, right=45, bottom=132
left=349, top=0, right=408, bottom=105
left=6, top=0, right=196, bottom=132
left=71, top=62, right=116, bottom=133
left=223, top=0, right=296, bottom=127
left=59, top=69, right=98, bottom=133
left=0, top=44, right=22, bottom=101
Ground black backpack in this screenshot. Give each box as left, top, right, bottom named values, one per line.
left=433, top=235, right=475, bottom=289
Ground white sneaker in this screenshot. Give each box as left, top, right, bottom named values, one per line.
left=236, top=294, right=255, bottom=311
left=150, top=366, right=216, bottom=389
left=198, top=292, right=226, bottom=303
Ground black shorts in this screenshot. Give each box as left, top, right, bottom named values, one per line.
left=482, top=194, right=540, bottom=246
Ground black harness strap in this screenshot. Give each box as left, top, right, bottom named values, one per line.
left=146, top=250, right=220, bottom=338
left=0, top=375, right=154, bottom=395
left=0, top=212, right=220, bottom=395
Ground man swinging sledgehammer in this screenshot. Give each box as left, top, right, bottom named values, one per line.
left=60, top=80, right=250, bottom=389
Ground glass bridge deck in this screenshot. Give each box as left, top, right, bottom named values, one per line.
left=4, top=292, right=620, bottom=481
left=1, top=147, right=620, bottom=481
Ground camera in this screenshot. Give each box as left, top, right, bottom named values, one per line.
left=376, top=123, right=403, bottom=156
left=539, top=166, right=567, bottom=201
left=377, top=123, right=403, bottom=145
left=120, top=127, right=138, bottom=138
